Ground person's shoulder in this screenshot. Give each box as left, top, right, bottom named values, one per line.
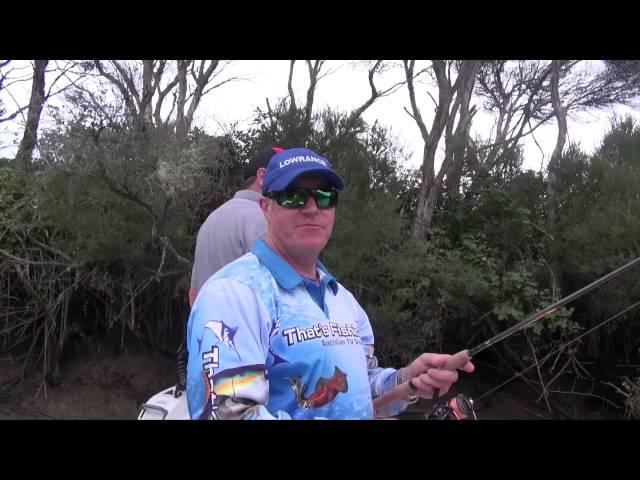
left=212, top=193, right=262, bottom=217
left=332, top=279, right=352, bottom=296
left=204, top=197, right=240, bottom=217
left=333, top=281, right=368, bottom=311
left=214, top=252, right=269, bottom=284
left=197, top=196, right=258, bottom=231
left=197, top=254, right=263, bottom=296
left=196, top=253, right=276, bottom=309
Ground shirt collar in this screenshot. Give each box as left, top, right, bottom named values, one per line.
left=251, top=238, right=338, bottom=294
left=234, top=189, right=262, bottom=202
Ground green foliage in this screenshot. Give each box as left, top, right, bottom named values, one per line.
left=1, top=102, right=247, bottom=379
left=36, top=123, right=241, bottom=272
left=0, top=159, right=29, bottom=236
left=2, top=89, right=640, bottom=406
left=551, top=117, right=640, bottom=360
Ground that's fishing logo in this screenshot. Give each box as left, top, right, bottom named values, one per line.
left=201, top=346, right=220, bottom=420
left=282, top=321, right=361, bottom=347
left=199, top=319, right=237, bottom=419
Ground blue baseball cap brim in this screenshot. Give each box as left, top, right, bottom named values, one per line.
left=262, top=148, right=345, bottom=194
left=266, top=166, right=345, bottom=193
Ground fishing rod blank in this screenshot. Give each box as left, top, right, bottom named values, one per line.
left=372, top=256, right=640, bottom=413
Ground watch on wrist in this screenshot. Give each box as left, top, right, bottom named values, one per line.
left=397, top=368, right=419, bottom=403
left=406, top=380, right=419, bottom=404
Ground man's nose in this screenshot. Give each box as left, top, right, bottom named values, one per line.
left=300, top=195, right=320, bottom=212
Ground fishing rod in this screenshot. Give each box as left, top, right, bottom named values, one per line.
left=373, top=256, right=640, bottom=416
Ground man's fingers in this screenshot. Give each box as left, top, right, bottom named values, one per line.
left=425, top=368, right=459, bottom=384
left=462, top=361, right=475, bottom=373
left=413, top=353, right=451, bottom=371
left=409, top=353, right=476, bottom=379
left=413, top=373, right=453, bottom=396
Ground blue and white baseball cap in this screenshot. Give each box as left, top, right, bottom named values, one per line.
left=262, top=147, right=345, bottom=194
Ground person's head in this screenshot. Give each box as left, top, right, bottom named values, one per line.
left=259, top=148, right=345, bottom=265
left=243, top=146, right=285, bottom=192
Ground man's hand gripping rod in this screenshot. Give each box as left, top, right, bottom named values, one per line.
left=372, top=350, right=472, bottom=412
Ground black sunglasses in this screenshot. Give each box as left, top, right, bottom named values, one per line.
left=265, top=188, right=339, bottom=209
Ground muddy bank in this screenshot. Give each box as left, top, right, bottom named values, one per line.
left=0, top=346, right=176, bottom=420
left=0, top=349, right=626, bottom=420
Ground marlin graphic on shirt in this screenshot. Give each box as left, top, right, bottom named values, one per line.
left=204, top=320, right=240, bottom=359
left=268, top=318, right=288, bottom=366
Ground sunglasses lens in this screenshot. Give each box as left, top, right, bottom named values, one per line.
left=270, top=189, right=338, bottom=209
left=279, top=190, right=308, bottom=208
left=313, top=189, right=333, bottom=208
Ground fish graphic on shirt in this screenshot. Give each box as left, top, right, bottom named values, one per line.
left=288, top=366, right=348, bottom=409
left=204, top=320, right=240, bottom=359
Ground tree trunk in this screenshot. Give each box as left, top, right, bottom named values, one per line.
left=15, top=60, right=48, bottom=169
left=413, top=144, right=438, bottom=240
left=304, top=60, right=324, bottom=126
left=444, top=61, right=479, bottom=200
left=410, top=61, right=449, bottom=241
left=141, top=60, right=154, bottom=129
left=183, top=61, right=219, bottom=136
left=547, top=60, right=568, bottom=299
left=409, top=60, right=474, bottom=241
left=175, top=60, right=189, bottom=140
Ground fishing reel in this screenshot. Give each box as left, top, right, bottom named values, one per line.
left=426, top=393, right=477, bottom=420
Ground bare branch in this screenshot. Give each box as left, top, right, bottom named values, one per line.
left=0, top=105, right=29, bottom=124
left=94, top=60, right=138, bottom=119
left=1, top=75, right=37, bottom=89
left=159, top=235, right=192, bottom=269
left=155, top=67, right=180, bottom=126
left=71, top=83, right=113, bottom=122
left=527, top=334, right=552, bottom=413
left=426, top=90, right=439, bottom=109
left=93, top=151, right=154, bottom=219
left=31, top=239, right=76, bottom=263
left=166, top=90, right=178, bottom=125
left=200, top=76, right=242, bottom=97
left=112, top=61, right=142, bottom=108
left=304, top=60, right=325, bottom=123
left=184, top=60, right=220, bottom=134
left=0, top=247, right=74, bottom=267
left=347, top=60, right=381, bottom=122
left=546, top=389, right=623, bottom=410
left=326, top=61, right=408, bottom=145
left=288, top=60, right=296, bottom=111
left=403, top=105, right=417, bottom=122
left=44, top=60, right=79, bottom=99
left=404, top=60, right=429, bottom=143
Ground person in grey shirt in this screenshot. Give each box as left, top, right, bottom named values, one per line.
left=189, top=146, right=284, bottom=307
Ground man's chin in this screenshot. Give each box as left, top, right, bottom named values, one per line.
left=292, top=237, right=328, bottom=256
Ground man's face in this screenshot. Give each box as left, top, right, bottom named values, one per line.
left=260, top=173, right=336, bottom=260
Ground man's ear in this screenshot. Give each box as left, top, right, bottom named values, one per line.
left=256, top=168, right=266, bottom=188
left=259, top=196, right=270, bottom=215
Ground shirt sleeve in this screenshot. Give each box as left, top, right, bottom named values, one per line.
left=190, top=224, right=214, bottom=291
left=240, top=209, right=267, bottom=253
left=344, top=289, right=415, bottom=418
left=186, top=277, right=292, bottom=420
